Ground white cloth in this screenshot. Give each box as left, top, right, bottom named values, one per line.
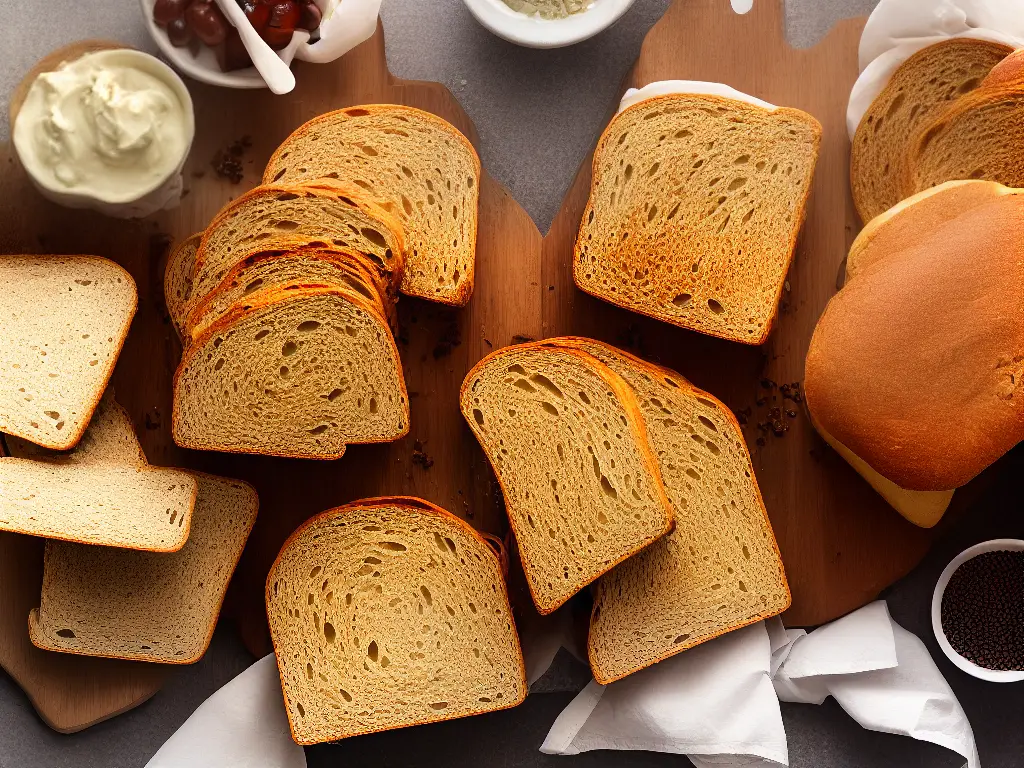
left=294, top=0, right=383, bottom=63
left=541, top=602, right=978, bottom=768
left=145, top=654, right=306, bottom=768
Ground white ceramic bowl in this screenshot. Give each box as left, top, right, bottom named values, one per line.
left=931, top=538, right=1024, bottom=683
left=462, top=0, right=636, bottom=49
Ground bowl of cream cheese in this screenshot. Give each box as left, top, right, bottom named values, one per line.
left=462, top=0, right=636, bottom=49
left=10, top=42, right=195, bottom=219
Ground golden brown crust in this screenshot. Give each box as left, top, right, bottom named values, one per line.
left=982, top=48, right=1024, bottom=89
left=164, top=233, right=202, bottom=342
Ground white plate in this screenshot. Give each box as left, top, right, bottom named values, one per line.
left=931, top=538, right=1024, bottom=683
left=462, top=0, right=636, bottom=49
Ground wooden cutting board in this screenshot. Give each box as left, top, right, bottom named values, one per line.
left=0, top=0, right=949, bottom=730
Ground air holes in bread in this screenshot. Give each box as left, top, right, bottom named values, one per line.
left=672, top=293, right=692, bottom=308
left=56, top=629, right=76, bottom=638
left=707, top=299, right=725, bottom=314
left=297, top=321, right=321, bottom=332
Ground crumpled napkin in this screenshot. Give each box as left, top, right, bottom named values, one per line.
left=145, top=654, right=305, bottom=768
left=259, top=0, right=382, bottom=69
left=540, top=601, right=978, bottom=768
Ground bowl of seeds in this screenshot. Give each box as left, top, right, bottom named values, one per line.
left=932, top=539, right=1024, bottom=682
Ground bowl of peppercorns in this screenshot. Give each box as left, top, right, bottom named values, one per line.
left=932, top=539, right=1024, bottom=682
left=140, top=0, right=382, bottom=89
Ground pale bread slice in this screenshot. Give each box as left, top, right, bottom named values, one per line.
left=850, top=38, right=1012, bottom=223
left=164, top=234, right=202, bottom=341
left=172, top=286, right=408, bottom=459
left=536, top=338, right=789, bottom=683
left=460, top=343, right=673, bottom=614
left=265, top=496, right=526, bottom=744
left=27, top=471, right=257, bottom=664
left=0, top=396, right=197, bottom=551
left=263, top=104, right=481, bottom=307
left=0, top=255, right=137, bottom=450
left=574, top=93, right=821, bottom=345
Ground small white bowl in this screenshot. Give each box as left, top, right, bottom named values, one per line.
left=462, top=0, right=636, bottom=49
left=931, top=538, right=1024, bottom=683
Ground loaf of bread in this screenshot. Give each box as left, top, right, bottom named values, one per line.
left=0, top=395, right=197, bottom=550
left=461, top=342, right=673, bottom=614
left=264, top=105, right=481, bottom=307
left=535, top=338, right=789, bottom=683
left=806, top=180, right=1024, bottom=527
left=574, top=92, right=821, bottom=344
left=266, top=497, right=526, bottom=744
left=28, top=471, right=257, bottom=664
left=0, top=255, right=137, bottom=450
left=850, top=38, right=1012, bottom=223
left=164, top=234, right=201, bottom=341
left=173, top=286, right=408, bottom=459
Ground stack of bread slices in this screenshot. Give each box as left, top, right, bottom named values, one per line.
left=0, top=254, right=257, bottom=666
left=168, top=104, right=482, bottom=459
left=461, top=337, right=790, bottom=683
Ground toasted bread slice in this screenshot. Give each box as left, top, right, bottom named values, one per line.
left=0, top=255, right=137, bottom=450
left=164, top=234, right=202, bottom=341
left=28, top=471, right=257, bottom=664
left=172, top=286, right=408, bottom=459
left=0, top=396, right=197, bottom=551
left=461, top=343, right=673, bottom=614
left=574, top=92, right=821, bottom=345
left=850, top=38, right=1012, bottom=223
left=264, top=105, right=481, bottom=306
left=266, top=497, right=526, bottom=744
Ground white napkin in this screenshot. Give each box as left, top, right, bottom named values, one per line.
left=145, top=654, right=306, bottom=768
left=541, top=602, right=978, bottom=768
left=294, top=0, right=383, bottom=63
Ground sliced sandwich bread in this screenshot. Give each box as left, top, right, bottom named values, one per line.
left=534, top=338, right=789, bottom=683
left=460, top=343, right=673, bottom=614
left=0, top=255, right=137, bottom=450
left=850, top=38, right=1012, bottom=223
left=265, top=497, right=526, bottom=744
left=164, top=234, right=202, bottom=341
left=28, top=471, right=257, bottom=664
left=172, top=286, right=408, bottom=459
left=574, top=92, right=821, bottom=345
left=0, top=395, right=197, bottom=550
left=263, top=105, right=481, bottom=306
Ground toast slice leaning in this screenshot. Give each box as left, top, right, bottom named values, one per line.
left=172, top=286, right=408, bottom=459
left=574, top=92, right=821, bottom=345
left=0, top=395, right=197, bottom=551
left=0, top=255, right=137, bottom=450
left=264, top=104, right=481, bottom=307
left=266, top=497, right=526, bottom=744
left=28, top=471, right=257, bottom=664
left=460, top=342, right=673, bottom=614
left=164, top=234, right=202, bottom=341
left=537, top=338, right=789, bottom=683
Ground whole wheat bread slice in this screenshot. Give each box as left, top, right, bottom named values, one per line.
left=574, top=93, right=821, bottom=345
left=163, top=234, right=202, bottom=341
left=0, top=395, right=197, bottom=551
left=460, top=343, right=673, bottom=614
left=264, top=105, right=481, bottom=307
left=850, top=38, right=1012, bottom=223
left=0, top=255, right=137, bottom=450
left=266, top=497, right=526, bottom=744
left=28, top=471, right=257, bottom=664
left=539, top=338, right=789, bottom=683
left=173, top=286, right=408, bottom=459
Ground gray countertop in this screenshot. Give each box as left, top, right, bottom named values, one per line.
left=1, top=1, right=1022, bottom=766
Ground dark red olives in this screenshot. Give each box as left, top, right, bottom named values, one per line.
left=185, top=1, right=229, bottom=47
left=153, top=0, right=194, bottom=28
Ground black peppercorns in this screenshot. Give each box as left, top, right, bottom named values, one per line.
left=940, top=550, right=1024, bottom=671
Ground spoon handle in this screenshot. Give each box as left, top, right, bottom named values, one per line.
left=212, top=0, right=297, bottom=95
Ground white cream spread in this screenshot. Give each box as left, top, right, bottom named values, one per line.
left=500, top=0, right=594, bottom=20
left=618, top=80, right=778, bottom=114
left=13, top=49, right=194, bottom=215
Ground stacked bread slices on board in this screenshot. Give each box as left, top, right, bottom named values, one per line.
left=461, top=337, right=789, bottom=683
left=168, top=105, right=481, bottom=458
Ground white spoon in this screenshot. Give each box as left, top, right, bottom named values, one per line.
left=212, top=0, right=302, bottom=94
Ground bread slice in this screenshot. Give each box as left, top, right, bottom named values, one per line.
left=573, top=93, right=821, bottom=345
left=265, top=496, right=526, bottom=744
left=27, top=471, right=257, bottom=664
left=188, top=180, right=405, bottom=325
left=0, top=395, right=197, bottom=550
left=172, top=286, right=408, bottom=459
left=534, top=338, right=788, bottom=683
left=0, top=255, right=137, bottom=450
left=982, top=48, right=1024, bottom=89
left=264, top=105, right=481, bottom=307
left=850, top=38, right=1012, bottom=223
left=460, top=343, right=673, bottom=614
left=164, top=234, right=202, bottom=341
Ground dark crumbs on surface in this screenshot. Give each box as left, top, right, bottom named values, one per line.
left=940, top=550, right=1024, bottom=671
